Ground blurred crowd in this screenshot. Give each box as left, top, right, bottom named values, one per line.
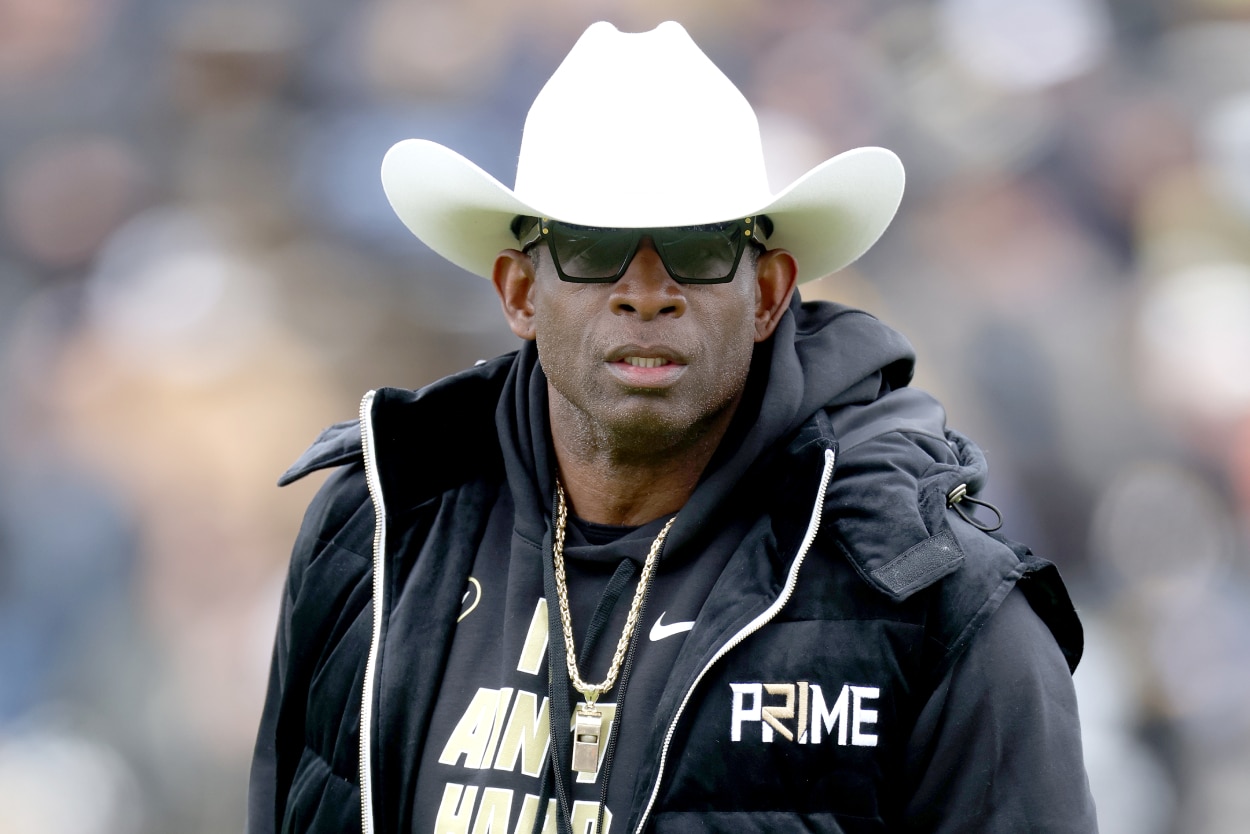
left=2, top=0, right=1249, bottom=831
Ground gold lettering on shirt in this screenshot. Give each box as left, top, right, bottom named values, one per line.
left=797, top=681, right=810, bottom=744
left=517, top=599, right=548, bottom=675
left=483, top=688, right=514, bottom=769
left=493, top=689, right=550, bottom=777
left=435, top=783, right=478, bottom=833
left=471, top=787, right=513, bottom=834
left=440, top=688, right=513, bottom=768
left=511, top=793, right=557, bottom=834
left=437, top=786, right=611, bottom=834
left=515, top=797, right=613, bottom=834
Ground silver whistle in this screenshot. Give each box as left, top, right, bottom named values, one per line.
left=572, top=704, right=602, bottom=774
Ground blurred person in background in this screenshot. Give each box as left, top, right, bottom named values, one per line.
left=248, top=21, right=1095, bottom=834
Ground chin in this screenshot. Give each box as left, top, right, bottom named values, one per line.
left=599, top=403, right=726, bottom=452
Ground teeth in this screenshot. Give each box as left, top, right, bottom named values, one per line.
left=624, top=356, right=668, bottom=368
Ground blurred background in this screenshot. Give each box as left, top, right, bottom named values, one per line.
left=1, top=0, right=1249, bottom=831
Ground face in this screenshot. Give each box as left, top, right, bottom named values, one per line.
left=494, top=235, right=797, bottom=462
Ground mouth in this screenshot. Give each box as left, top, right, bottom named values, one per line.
left=607, top=345, right=686, bottom=365
left=622, top=356, right=673, bottom=369
left=606, top=346, right=687, bottom=387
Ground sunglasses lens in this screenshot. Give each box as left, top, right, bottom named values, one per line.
left=544, top=220, right=747, bottom=283
left=655, top=224, right=742, bottom=283
left=548, top=226, right=638, bottom=282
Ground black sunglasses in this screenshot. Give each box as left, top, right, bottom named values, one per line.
left=514, top=216, right=770, bottom=284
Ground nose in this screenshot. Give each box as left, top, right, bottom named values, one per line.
left=609, top=237, right=687, bottom=320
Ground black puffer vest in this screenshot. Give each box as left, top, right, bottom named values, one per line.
left=250, top=303, right=1083, bottom=834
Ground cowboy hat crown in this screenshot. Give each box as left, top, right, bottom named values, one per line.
left=381, top=21, right=904, bottom=283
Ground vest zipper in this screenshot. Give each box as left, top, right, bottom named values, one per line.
left=358, top=390, right=386, bottom=834
left=633, top=447, right=836, bottom=833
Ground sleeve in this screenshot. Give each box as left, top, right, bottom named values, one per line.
left=247, top=589, right=291, bottom=834
left=245, top=461, right=371, bottom=834
left=901, top=587, right=1099, bottom=832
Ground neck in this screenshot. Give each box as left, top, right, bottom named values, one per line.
left=548, top=389, right=740, bottom=527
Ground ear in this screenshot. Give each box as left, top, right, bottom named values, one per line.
left=493, top=249, right=537, bottom=340
left=753, top=248, right=798, bottom=342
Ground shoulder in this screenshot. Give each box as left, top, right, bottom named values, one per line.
left=293, top=460, right=372, bottom=554
left=820, top=387, right=990, bottom=603
left=283, top=460, right=374, bottom=606
left=802, top=388, right=1083, bottom=677
left=277, top=350, right=518, bottom=495
left=279, top=352, right=521, bottom=591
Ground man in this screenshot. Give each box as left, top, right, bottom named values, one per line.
left=249, top=21, right=1097, bottom=834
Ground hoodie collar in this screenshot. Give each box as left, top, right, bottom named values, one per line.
left=495, top=297, right=919, bottom=561
left=281, top=298, right=978, bottom=601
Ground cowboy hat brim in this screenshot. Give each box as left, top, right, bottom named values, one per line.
left=381, top=137, right=904, bottom=284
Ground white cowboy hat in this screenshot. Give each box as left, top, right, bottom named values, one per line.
left=381, top=21, right=904, bottom=283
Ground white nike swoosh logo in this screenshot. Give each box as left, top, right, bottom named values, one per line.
left=649, top=612, right=695, bottom=642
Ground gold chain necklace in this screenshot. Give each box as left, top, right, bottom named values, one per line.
left=552, top=480, right=675, bottom=773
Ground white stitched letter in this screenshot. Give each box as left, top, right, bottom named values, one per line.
left=851, top=686, right=880, bottom=747
left=810, top=684, right=850, bottom=746
left=730, top=683, right=762, bottom=742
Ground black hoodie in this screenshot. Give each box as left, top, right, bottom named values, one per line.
left=250, top=300, right=1096, bottom=834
